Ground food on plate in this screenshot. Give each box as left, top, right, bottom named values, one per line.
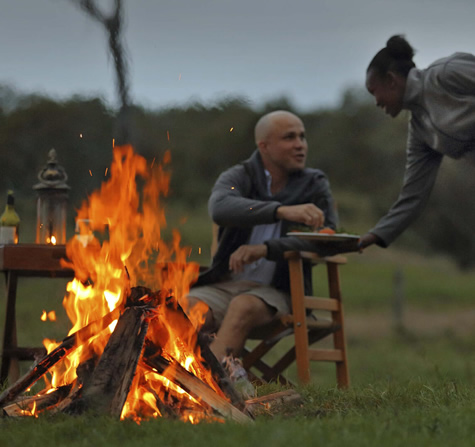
left=317, top=227, right=336, bottom=234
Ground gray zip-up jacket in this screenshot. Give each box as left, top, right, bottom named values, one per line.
left=371, top=52, right=475, bottom=246
left=195, top=150, right=341, bottom=295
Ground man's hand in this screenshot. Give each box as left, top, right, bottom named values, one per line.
left=229, top=244, right=267, bottom=273
left=275, top=204, right=325, bottom=230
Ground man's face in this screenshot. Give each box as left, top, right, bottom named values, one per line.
left=260, top=115, right=308, bottom=174
left=366, top=69, right=406, bottom=118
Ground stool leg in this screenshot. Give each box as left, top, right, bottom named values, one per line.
left=1, top=271, right=19, bottom=385
left=327, top=263, right=349, bottom=388
left=288, top=255, right=310, bottom=384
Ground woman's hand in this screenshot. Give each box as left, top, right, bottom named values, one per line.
left=358, top=232, right=382, bottom=250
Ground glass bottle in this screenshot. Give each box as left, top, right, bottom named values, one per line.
left=0, top=190, right=20, bottom=244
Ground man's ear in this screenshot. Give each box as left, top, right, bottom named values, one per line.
left=257, top=141, right=267, bottom=154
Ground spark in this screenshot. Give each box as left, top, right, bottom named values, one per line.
left=89, top=170, right=93, bottom=177
left=151, top=157, right=156, bottom=168
left=230, top=127, right=234, bottom=132
left=105, top=167, right=109, bottom=176
left=40, top=309, right=57, bottom=322
left=167, top=131, right=170, bottom=141
left=79, top=133, right=83, bottom=138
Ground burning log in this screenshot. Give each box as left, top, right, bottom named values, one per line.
left=62, top=306, right=149, bottom=417
left=2, top=385, right=73, bottom=417
left=155, top=295, right=246, bottom=410
left=197, top=332, right=245, bottom=410
left=0, top=286, right=252, bottom=423
left=50, top=358, right=97, bottom=414
left=0, top=306, right=122, bottom=408
left=142, top=351, right=252, bottom=423
left=142, top=284, right=246, bottom=410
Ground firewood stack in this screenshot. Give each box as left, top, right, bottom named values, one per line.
left=0, top=287, right=251, bottom=423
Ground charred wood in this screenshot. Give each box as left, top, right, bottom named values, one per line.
left=62, top=306, right=149, bottom=417
left=197, top=332, right=245, bottom=410
left=142, top=352, right=252, bottom=423
left=0, top=307, right=122, bottom=408
left=244, top=390, right=303, bottom=417
left=2, top=384, right=73, bottom=417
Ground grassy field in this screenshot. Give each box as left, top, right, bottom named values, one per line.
left=1, top=336, right=474, bottom=447
left=1, top=208, right=475, bottom=446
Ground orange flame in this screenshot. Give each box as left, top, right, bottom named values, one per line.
left=20, top=400, right=38, bottom=418
left=36, top=145, right=219, bottom=422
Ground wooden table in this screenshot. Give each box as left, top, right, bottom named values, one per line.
left=0, top=244, right=74, bottom=384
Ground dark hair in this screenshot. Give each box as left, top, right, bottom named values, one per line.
left=367, top=35, right=416, bottom=78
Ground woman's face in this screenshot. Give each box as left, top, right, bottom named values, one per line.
left=366, top=69, right=406, bottom=117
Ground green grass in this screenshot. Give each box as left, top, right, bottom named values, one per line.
left=313, top=250, right=475, bottom=312
left=2, top=316, right=475, bottom=446
left=1, top=373, right=475, bottom=447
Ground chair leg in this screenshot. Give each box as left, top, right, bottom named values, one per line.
left=288, top=255, right=310, bottom=384
left=327, top=262, right=350, bottom=388
left=242, top=324, right=287, bottom=372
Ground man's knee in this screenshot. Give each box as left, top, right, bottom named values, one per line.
left=226, top=294, right=275, bottom=326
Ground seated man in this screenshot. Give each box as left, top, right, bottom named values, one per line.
left=185, top=110, right=339, bottom=366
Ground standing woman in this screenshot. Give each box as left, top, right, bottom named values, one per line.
left=359, top=35, right=475, bottom=249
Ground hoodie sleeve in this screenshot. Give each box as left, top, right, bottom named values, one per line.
left=369, top=128, right=443, bottom=247
left=208, top=164, right=282, bottom=228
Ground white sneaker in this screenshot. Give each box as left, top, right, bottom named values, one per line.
left=221, top=355, right=256, bottom=400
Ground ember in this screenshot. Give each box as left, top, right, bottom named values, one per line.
left=0, top=145, right=250, bottom=423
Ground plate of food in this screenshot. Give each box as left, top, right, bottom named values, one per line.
left=287, top=228, right=360, bottom=242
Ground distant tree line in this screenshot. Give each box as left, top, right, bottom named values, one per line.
left=1, top=84, right=475, bottom=268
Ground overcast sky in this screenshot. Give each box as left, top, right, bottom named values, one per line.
left=1, top=0, right=474, bottom=112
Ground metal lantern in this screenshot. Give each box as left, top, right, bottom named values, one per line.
left=33, top=149, right=70, bottom=245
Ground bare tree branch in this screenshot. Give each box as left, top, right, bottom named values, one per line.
left=70, top=0, right=130, bottom=108
left=69, top=0, right=132, bottom=144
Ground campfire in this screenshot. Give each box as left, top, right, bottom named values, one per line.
left=0, top=145, right=251, bottom=423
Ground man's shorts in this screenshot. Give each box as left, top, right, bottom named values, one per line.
left=187, top=280, right=291, bottom=327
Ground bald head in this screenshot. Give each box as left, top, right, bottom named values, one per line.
left=254, top=110, right=308, bottom=179
left=254, top=110, right=303, bottom=146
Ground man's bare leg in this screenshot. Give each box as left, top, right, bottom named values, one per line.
left=209, top=294, right=275, bottom=361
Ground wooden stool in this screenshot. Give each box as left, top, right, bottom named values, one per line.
left=242, top=251, right=350, bottom=388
